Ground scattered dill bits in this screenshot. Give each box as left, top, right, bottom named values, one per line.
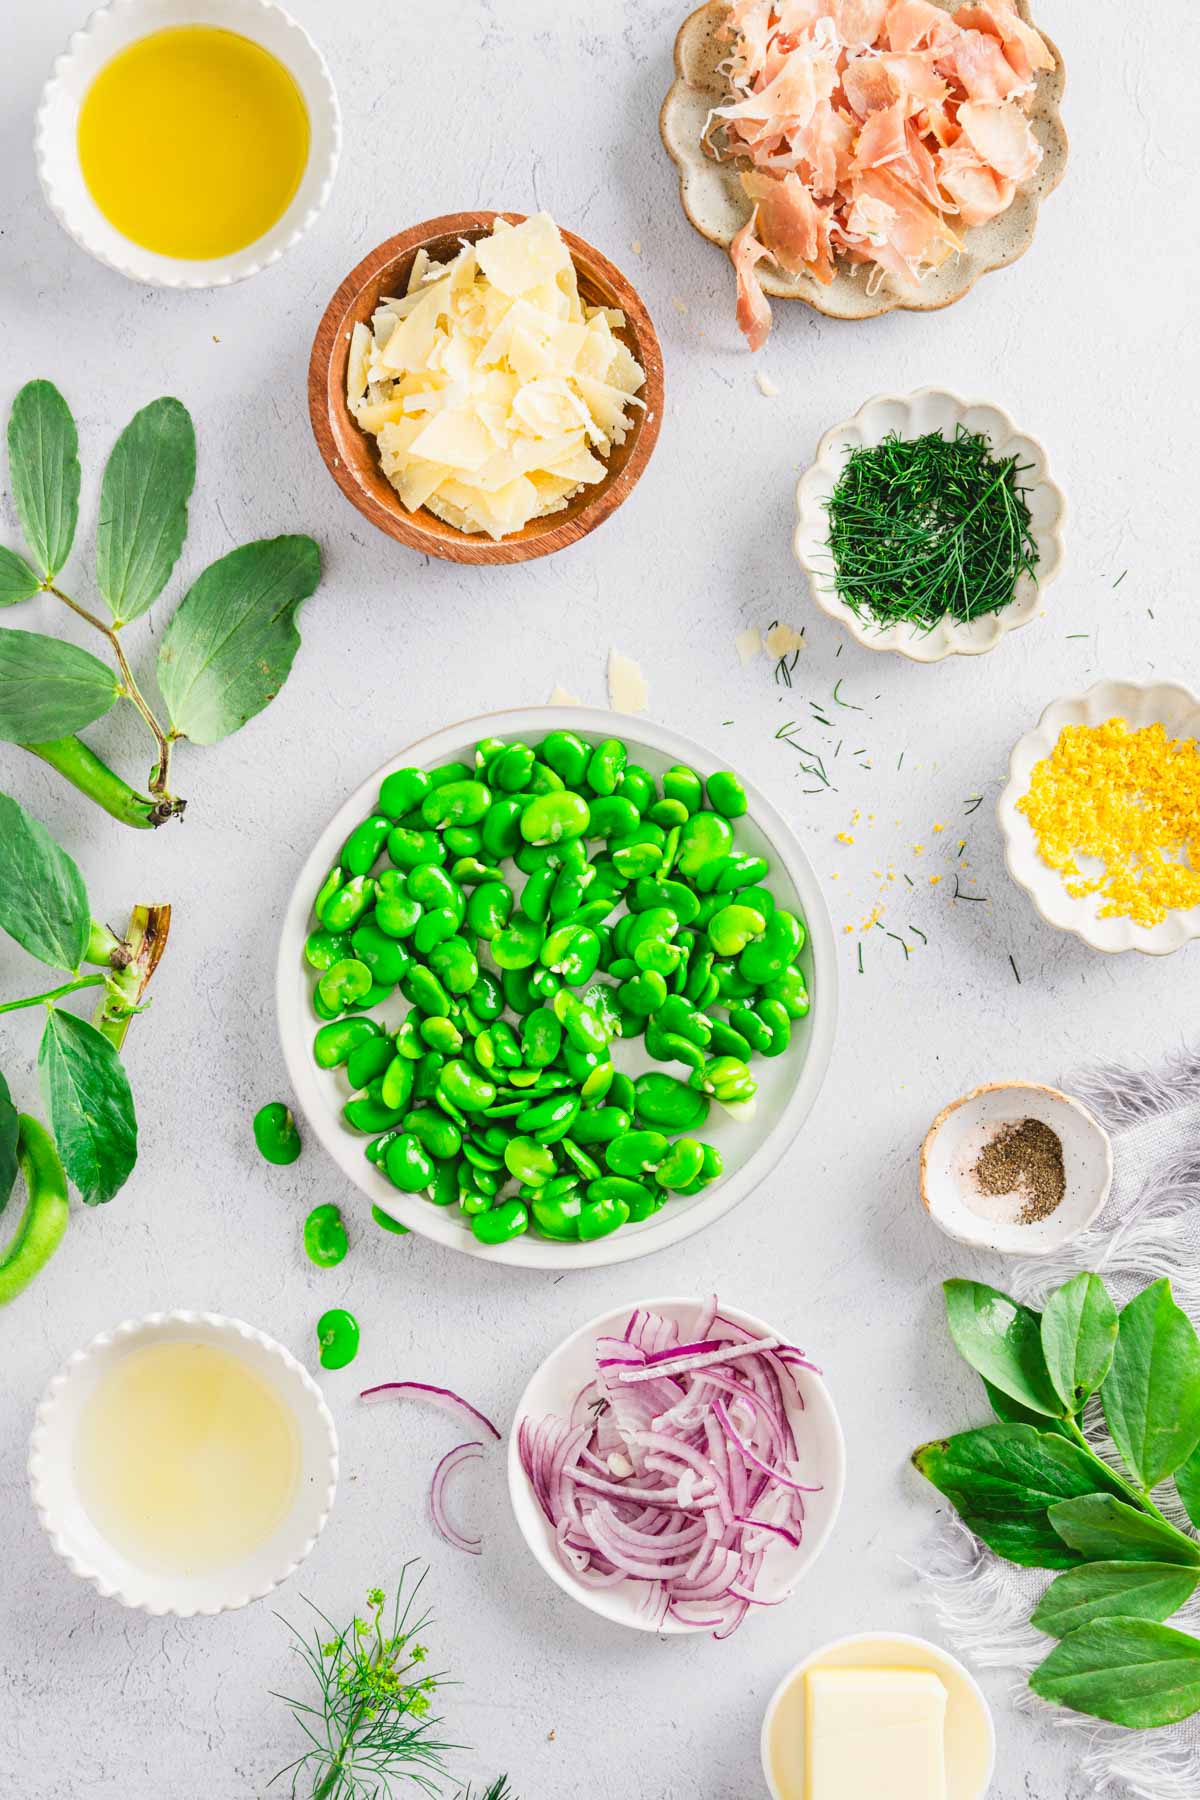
left=1009, top=953, right=1021, bottom=983
left=857, top=941, right=864, bottom=974
left=909, top=923, right=927, bottom=943
left=832, top=678, right=863, bottom=710
left=824, top=426, right=1038, bottom=630
left=964, top=794, right=984, bottom=814
left=886, top=930, right=910, bottom=959
left=952, top=874, right=988, bottom=903
left=1113, top=569, right=1128, bottom=588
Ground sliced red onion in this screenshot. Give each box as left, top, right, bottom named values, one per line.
left=430, top=1441, right=483, bottom=1555
left=516, top=1297, right=816, bottom=1637
left=360, top=1380, right=501, bottom=1441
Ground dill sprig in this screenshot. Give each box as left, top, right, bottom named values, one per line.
left=270, top=1565, right=465, bottom=1800
left=824, top=426, right=1038, bottom=630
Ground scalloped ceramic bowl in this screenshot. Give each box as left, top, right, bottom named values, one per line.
left=35, top=0, right=341, bottom=288
left=998, top=679, right=1200, bottom=955
left=793, top=389, right=1065, bottom=662
left=507, top=1296, right=845, bottom=1634
left=660, top=0, right=1067, bottom=323
left=277, top=706, right=837, bottom=1269
left=29, top=1312, right=338, bottom=1615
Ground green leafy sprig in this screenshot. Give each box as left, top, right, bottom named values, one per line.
left=915, top=1274, right=1200, bottom=1728
left=0, top=380, right=321, bottom=826
left=0, top=788, right=166, bottom=1245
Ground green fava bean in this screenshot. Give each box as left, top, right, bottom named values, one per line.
left=707, top=904, right=767, bottom=958
left=607, top=1072, right=637, bottom=1114
left=372, top=1203, right=411, bottom=1235
left=726, top=1005, right=773, bottom=1055
left=414, top=1051, right=445, bottom=1099
left=428, top=1160, right=459, bottom=1206
left=610, top=838, right=663, bottom=879
left=586, top=738, right=626, bottom=796
left=620, top=969, right=667, bottom=1016
left=521, top=789, right=590, bottom=845
left=317, top=958, right=373, bottom=1012
left=654, top=993, right=712, bottom=1047
left=531, top=1192, right=583, bottom=1239
left=490, top=743, right=535, bottom=791
left=317, top=1308, right=359, bottom=1370
left=634, top=1071, right=710, bottom=1131
left=631, top=877, right=700, bottom=924
left=407, top=863, right=464, bottom=917
left=633, top=939, right=682, bottom=978
left=676, top=812, right=734, bottom=881
left=715, top=961, right=758, bottom=1000
left=253, top=1101, right=301, bottom=1165
left=404, top=1110, right=462, bottom=1159
left=380, top=767, right=431, bottom=820
left=569, top=1105, right=630, bottom=1146
left=385, top=1131, right=435, bottom=1192
left=654, top=1138, right=706, bottom=1190
left=539, top=729, right=591, bottom=787
left=320, top=877, right=376, bottom=933
left=386, top=826, right=444, bottom=871
left=344, top=1090, right=408, bottom=1133
left=693, top=1055, right=756, bottom=1103
left=467, top=881, right=513, bottom=940
left=521, top=1007, right=562, bottom=1067
left=685, top=948, right=715, bottom=1005
left=313, top=1017, right=382, bottom=1069
left=458, top=1188, right=490, bottom=1217
left=663, top=764, right=703, bottom=813
left=402, top=964, right=451, bottom=1016
left=422, top=779, right=491, bottom=828
left=472, top=1199, right=529, bottom=1245
left=764, top=965, right=810, bottom=1018
left=709, top=1017, right=752, bottom=1059
left=755, top=996, right=791, bottom=1057
left=304, top=1202, right=348, bottom=1267
left=716, top=855, right=770, bottom=894
left=587, top=1174, right=655, bottom=1215
left=343, top=815, right=391, bottom=877
left=346, top=1034, right=396, bottom=1091
left=426, top=761, right=473, bottom=789
left=648, top=796, right=689, bottom=830
left=443, top=825, right=481, bottom=856
left=516, top=1094, right=580, bottom=1143
left=481, top=796, right=526, bottom=859
left=305, top=928, right=351, bottom=970
left=420, top=1015, right=463, bottom=1055
left=492, top=912, right=544, bottom=970
left=578, top=1196, right=629, bottom=1240
left=589, top=795, right=640, bottom=839
left=470, top=972, right=504, bottom=1021
left=706, top=770, right=749, bottom=818
left=365, top=1129, right=401, bottom=1166
left=374, top=873, right=422, bottom=939
left=526, top=760, right=565, bottom=794
left=605, top=1129, right=669, bottom=1177
left=504, top=1134, right=557, bottom=1185
left=554, top=991, right=609, bottom=1054
left=351, top=923, right=409, bottom=987
left=380, top=1054, right=416, bottom=1112
left=521, top=862, right=557, bottom=924
left=616, top=763, right=654, bottom=810
left=427, top=935, right=479, bottom=994
left=439, top=1060, right=496, bottom=1113
left=739, top=909, right=804, bottom=985
left=313, top=865, right=343, bottom=921
left=413, top=907, right=459, bottom=953
left=626, top=907, right=679, bottom=953
left=540, top=923, right=600, bottom=985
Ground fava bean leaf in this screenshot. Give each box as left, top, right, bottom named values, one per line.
left=1048, top=1493, right=1200, bottom=1566
left=943, top=1280, right=1063, bottom=1418
left=0, top=1069, right=18, bottom=1217
left=1030, top=1619, right=1200, bottom=1728
left=7, top=380, right=80, bottom=579
left=912, top=1424, right=1124, bottom=1568
left=1102, top=1279, right=1200, bottom=1490
left=982, top=1378, right=1072, bottom=1439
left=96, top=397, right=196, bottom=624
left=1041, top=1272, right=1118, bottom=1413
left=1032, top=1561, right=1200, bottom=1637
left=0, top=791, right=90, bottom=971
left=1177, top=1444, right=1200, bottom=1531
left=0, top=630, right=120, bottom=742
left=0, top=546, right=40, bottom=606
left=157, top=535, right=320, bottom=744
left=38, top=1009, right=136, bottom=1205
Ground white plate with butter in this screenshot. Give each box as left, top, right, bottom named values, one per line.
left=761, top=1631, right=995, bottom=1800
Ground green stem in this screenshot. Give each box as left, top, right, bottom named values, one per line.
left=93, top=904, right=171, bottom=1052
left=0, top=975, right=107, bottom=1016
left=22, top=736, right=185, bottom=829
left=1064, top=1418, right=1173, bottom=1527
left=44, top=583, right=176, bottom=798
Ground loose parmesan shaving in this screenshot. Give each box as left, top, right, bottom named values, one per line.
left=547, top=684, right=581, bottom=706
left=348, top=213, right=645, bottom=540
left=735, top=626, right=763, bottom=665
left=764, top=622, right=805, bottom=658
left=1017, top=718, right=1200, bottom=927
left=607, top=648, right=648, bottom=714
left=756, top=371, right=779, bottom=397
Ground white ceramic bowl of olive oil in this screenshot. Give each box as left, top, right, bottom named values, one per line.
left=35, top=0, right=341, bottom=288
left=29, top=1311, right=338, bottom=1616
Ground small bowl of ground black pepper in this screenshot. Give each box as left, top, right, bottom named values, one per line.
left=794, top=390, right=1066, bottom=664
left=919, top=1081, right=1112, bottom=1257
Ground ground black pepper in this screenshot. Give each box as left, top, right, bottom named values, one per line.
left=972, top=1118, right=1066, bottom=1224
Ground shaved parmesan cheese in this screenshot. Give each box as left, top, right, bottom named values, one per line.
left=765, top=622, right=805, bottom=658
left=756, top=370, right=779, bottom=397
left=735, top=626, right=763, bottom=665
left=548, top=684, right=581, bottom=705
left=607, top=648, right=648, bottom=714
left=350, top=213, right=645, bottom=540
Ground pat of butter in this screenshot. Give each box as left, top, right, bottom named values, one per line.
left=805, top=1668, right=947, bottom=1800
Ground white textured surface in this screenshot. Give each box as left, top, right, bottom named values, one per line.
left=0, top=3, right=1196, bottom=1796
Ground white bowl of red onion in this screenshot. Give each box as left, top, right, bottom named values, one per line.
left=507, top=1294, right=845, bottom=1636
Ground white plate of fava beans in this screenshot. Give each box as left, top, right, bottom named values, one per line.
left=276, top=707, right=836, bottom=1269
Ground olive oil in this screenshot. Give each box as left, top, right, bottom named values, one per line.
left=77, top=26, right=310, bottom=260
left=75, top=1340, right=300, bottom=1574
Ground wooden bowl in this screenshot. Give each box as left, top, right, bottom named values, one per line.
left=308, top=212, right=664, bottom=565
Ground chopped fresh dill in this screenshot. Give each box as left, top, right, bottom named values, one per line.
left=886, top=931, right=910, bottom=959
left=835, top=739, right=843, bottom=757
left=856, top=941, right=863, bottom=974
left=903, top=872, right=914, bottom=887
left=897, top=751, right=905, bottom=770
left=1113, top=570, right=1127, bottom=588
left=1008, top=953, right=1021, bottom=984
left=1066, top=633, right=1088, bottom=640
left=832, top=678, right=863, bottom=711
left=952, top=875, right=988, bottom=903
left=824, top=426, right=1038, bottom=631
left=909, top=923, right=927, bottom=943
left=964, top=795, right=983, bottom=814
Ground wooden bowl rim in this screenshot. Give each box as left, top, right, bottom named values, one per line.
left=307, top=211, right=664, bottom=565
